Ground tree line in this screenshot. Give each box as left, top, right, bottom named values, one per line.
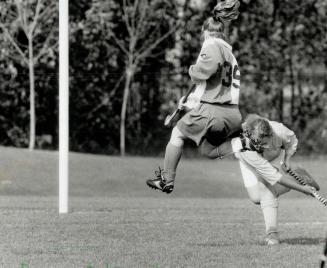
left=0, top=0, right=326, bottom=155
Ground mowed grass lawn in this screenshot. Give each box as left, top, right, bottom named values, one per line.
left=0, top=146, right=327, bottom=268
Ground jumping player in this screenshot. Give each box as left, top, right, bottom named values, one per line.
left=214, top=114, right=319, bottom=245
left=146, top=1, right=242, bottom=193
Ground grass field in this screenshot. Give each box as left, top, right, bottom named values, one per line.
left=0, top=146, right=327, bottom=268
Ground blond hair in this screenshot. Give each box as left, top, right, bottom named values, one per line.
left=243, top=114, right=273, bottom=142
left=202, top=0, right=240, bottom=40
left=202, top=17, right=226, bottom=40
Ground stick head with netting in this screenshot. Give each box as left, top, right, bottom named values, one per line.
left=213, top=0, right=241, bottom=22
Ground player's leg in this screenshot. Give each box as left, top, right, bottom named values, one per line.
left=200, top=138, right=236, bottom=159
left=238, top=160, right=280, bottom=245
left=259, top=183, right=280, bottom=245
left=163, top=126, right=185, bottom=182
left=146, top=104, right=208, bottom=193
left=146, top=126, right=185, bottom=193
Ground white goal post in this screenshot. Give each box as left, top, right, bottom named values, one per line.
left=59, top=0, right=69, bottom=214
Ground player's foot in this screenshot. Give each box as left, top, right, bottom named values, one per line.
left=265, top=231, right=280, bottom=246
left=146, top=167, right=174, bottom=194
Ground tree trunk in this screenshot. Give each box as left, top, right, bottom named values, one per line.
left=279, top=85, right=284, bottom=122
left=297, top=71, right=304, bottom=130
left=28, top=37, right=36, bottom=150
left=289, top=58, right=295, bottom=122
left=120, top=67, right=133, bottom=156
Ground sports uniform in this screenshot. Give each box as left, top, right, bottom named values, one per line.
left=178, top=38, right=242, bottom=147
left=146, top=18, right=242, bottom=194
left=232, top=121, right=298, bottom=188
left=222, top=116, right=316, bottom=245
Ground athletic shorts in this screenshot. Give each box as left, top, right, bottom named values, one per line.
left=176, top=102, right=242, bottom=146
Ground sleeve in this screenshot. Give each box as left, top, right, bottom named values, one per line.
left=236, top=150, right=282, bottom=185
left=188, top=40, right=223, bottom=82
left=280, top=124, right=298, bottom=156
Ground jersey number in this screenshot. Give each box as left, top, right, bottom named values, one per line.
left=221, top=62, right=240, bottom=88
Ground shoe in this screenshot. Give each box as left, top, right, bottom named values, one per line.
left=265, top=231, right=280, bottom=246
left=146, top=167, right=174, bottom=194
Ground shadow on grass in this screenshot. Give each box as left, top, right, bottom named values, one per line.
left=281, top=237, right=325, bottom=245
left=193, top=242, right=247, bottom=247
left=194, top=237, right=325, bottom=247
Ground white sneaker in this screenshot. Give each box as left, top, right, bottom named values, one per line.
left=265, top=232, right=280, bottom=246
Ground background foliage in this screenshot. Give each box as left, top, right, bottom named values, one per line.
left=0, top=0, right=326, bottom=155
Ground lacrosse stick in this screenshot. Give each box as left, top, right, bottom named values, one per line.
left=164, top=84, right=195, bottom=127
left=284, top=166, right=327, bottom=206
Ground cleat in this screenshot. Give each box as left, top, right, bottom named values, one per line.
left=146, top=167, right=174, bottom=194
left=265, top=231, right=280, bottom=246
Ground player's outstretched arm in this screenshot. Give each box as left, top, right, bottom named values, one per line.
left=278, top=175, right=315, bottom=196
left=235, top=148, right=316, bottom=197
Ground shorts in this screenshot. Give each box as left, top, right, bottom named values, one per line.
left=176, top=102, right=242, bottom=146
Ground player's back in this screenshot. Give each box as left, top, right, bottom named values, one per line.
left=197, top=38, right=241, bottom=105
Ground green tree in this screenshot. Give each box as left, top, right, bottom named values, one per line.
left=236, top=0, right=327, bottom=153
left=111, top=0, right=179, bottom=156
left=76, top=0, right=179, bottom=156
left=0, top=0, right=58, bottom=150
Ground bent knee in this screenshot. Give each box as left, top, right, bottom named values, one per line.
left=201, top=147, right=218, bottom=159
left=246, top=187, right=261, bottom=205
left=200, top=140, right=218, bottom=159
left=250, top=197, right=261, bottom=205
left=201, top=140, right=233, bottom=159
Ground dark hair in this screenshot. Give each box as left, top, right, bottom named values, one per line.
left=213, top=0, right=240, bottom=22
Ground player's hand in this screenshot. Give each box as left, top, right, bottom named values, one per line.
left=178, top=96, right=187, bottom=110
left=282, top=155, right=292, bottom=170
left=302, top=185, right=317, bottom=196
left=281, top=161, right=291, bottom=171
left=241, top=136, right=252, bottom=151
left=178, top=96, right=185, bottom=110
left=178, top=94, right=200, bottom=111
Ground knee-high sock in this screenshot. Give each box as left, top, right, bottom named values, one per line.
left=163, top=142, right=183, bottom=182
left=260, top=197, right=278, bottom=234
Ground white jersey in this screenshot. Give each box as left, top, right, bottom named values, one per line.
left=189, top=38, right=240, bottom=105
left=231, top=121, right=298, bottom=187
